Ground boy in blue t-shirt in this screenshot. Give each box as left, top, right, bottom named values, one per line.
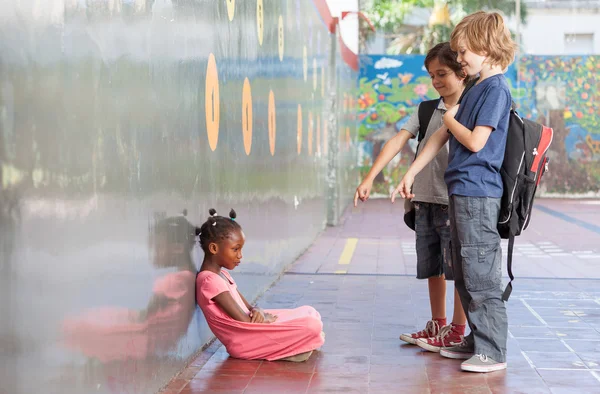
left=392, top=11, right=517, bottom=373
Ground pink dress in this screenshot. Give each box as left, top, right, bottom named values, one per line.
left=196, top=270, right=324, bottom=361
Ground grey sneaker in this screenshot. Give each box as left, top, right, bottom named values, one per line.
left=439, top=340, right=474, bottom=360
left=461, top=354, right=507, bottom=373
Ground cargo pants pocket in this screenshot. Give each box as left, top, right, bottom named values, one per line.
left=460, top=243, right=501, bottom=292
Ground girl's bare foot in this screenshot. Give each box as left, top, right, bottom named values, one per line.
left=279, top=350, right=313, bottom=362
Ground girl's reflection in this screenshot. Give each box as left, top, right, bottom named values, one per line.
left=62, top=212, right=196, bottom=363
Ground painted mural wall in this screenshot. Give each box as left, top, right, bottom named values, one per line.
left=0, top=1, right=357, bottom=394
left=358, top=54, right=600, bottom=196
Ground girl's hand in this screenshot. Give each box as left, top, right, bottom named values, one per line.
left=264, top=313, right=278, bottom=324
left=391, top=173, right=415, bottom=203
left=354, top=179, right=373, bottom=207
left=250, top=307, right=266, bottom=323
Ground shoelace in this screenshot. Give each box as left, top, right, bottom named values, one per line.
left=474, top=354, right=489, bottom=362
left=417, top=320, right=439, bottom=337
left=436, top=325, right=452, bottom=339
left=430, top=325, right=463, bottom=346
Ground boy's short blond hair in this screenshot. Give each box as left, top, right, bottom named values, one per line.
left=450, top=11, right=517, bottom=70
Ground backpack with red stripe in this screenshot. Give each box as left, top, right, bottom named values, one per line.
left=500, top=108, right=553, bottom=301
left=459, top=79, right=554, bottom=301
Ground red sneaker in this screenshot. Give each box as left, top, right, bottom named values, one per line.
left=399, top=319, right=443, bottom=345
left=416, top=324, right=464, bottom=352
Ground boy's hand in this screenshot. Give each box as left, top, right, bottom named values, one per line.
left=443, top=105, right=459, bottom=127
left=250, top=307, right=266, bottom=323
left=447, top=104, right=460, bottom=117
left=354, top=179, right=373, bottom=207
left=391, top=173, right=415, bottom=203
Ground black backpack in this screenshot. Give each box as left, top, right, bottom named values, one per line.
left=459, top=79, right=554, bottom=301
left=498, top=107, right=553, bottom=301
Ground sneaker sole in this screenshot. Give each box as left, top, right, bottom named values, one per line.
left=461, top=362, right=507, bottom=373
left=399, top=334, right=418, bottom=345
left=416, top=339, right=442, bottom=353
left=440, top=349, right=474, bottom=360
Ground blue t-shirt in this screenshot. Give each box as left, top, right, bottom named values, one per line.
left=444, top=74, right=512, bottom=198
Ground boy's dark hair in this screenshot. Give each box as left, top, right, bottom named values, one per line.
left=196, top=208, right=241, bottom=253
left=424, top=42, right=468, bottom=83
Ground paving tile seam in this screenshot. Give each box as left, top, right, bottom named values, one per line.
left=285, top=272, right=600, bottom=281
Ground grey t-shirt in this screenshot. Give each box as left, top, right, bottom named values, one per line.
left=402, top=100, right=449, bottom=205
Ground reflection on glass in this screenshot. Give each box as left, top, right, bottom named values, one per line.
left=61, top=212, right=196, bottom=365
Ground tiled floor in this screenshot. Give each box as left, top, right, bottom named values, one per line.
left=161, top=199, right=600, bottom=394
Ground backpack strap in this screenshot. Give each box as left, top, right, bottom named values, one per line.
left=502, top=231, right=515, bottom=301
left=417, top=99, right=439, bottom=143
left=457, top=78, right=478, bottom=105
left=414, top=99, right=440, bottom=159
left=502, top=205, right=522, bottom=301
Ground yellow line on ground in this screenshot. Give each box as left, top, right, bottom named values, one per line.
left=338, top=238, right=358, bottom=265
left=334, top=270, right=347, bottom=274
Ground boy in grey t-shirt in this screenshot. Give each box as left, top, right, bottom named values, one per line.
left=356, top=43, right=468, bottom=352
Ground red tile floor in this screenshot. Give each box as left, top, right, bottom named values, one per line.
left=161, top=199, right=600, bottom=394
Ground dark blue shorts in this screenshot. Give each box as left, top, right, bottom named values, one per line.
left=414, top=202, right=453, bottom=280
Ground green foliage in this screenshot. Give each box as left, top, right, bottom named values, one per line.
left=364, top=0, right=435, bottom=33
left=363, top=0, right=527, bottom=54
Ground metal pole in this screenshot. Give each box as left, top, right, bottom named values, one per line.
left=326, top=20, right=339, bottom=227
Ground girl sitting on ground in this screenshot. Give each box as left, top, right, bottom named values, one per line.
left=195, top=209, right=324, bottom=362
